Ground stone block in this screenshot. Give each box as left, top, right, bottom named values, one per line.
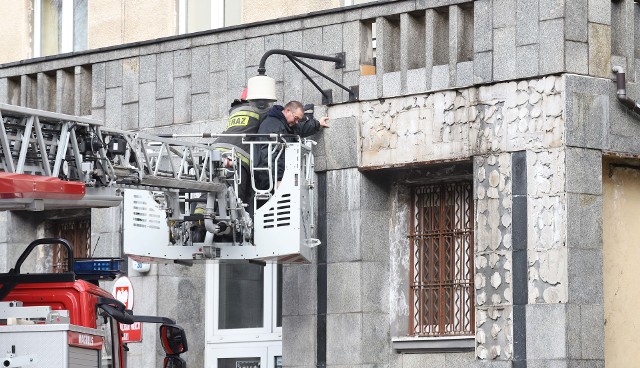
left=122, top=58, right=139, bottom=104
left=568, top=361, right=604, bottom=368
left=566, top=88, right=608, bottom=149
left=105, top=87, right=122, bottom=129
left=493, top=0, right=516, bottom=28
left=588, top=23, right=611, bottom=78
left=37, top=72, right=56, bottom=111
left=474, top=51, right=493, bottom=83
left=282, top=315, right=316, bottom=366
left=362, top=0, right=415, bottom=19
left=359, top=75, right=378, bottom=100
left=139, top=54, right=156, bottom=83
left=566, top=0, right=588, bottom=42
left=139, top=82, right=156, bottom=129
left=566, top=303, right=582, bottom=359
left=155, top=98, right=174, bottom=126
left=383, top=71, right=402, bottom=97
left=565, top=41, right=589, bottom=75
left=493, top=26, right=516, bottom=81
left=539, top=0, right=564, bottom=20
left=173, top=76, right=191, bottom=124
left=326, top=170, right=360, bottom=214
left=226, top=40, right=246, bottom=88
left=56, top=69, right=75, bottom=114
left=191, top=93, right=209, bottom=122
left=580, top=304, right=604, bottom=359
left=105, top=59, right=122, bottom=89
left=361, top=262, right=389, bottom=313
left=444, top=353, right=475, bottom=368
left=92, top=63, right=106, bottom=108
left=322, top=116, right=358, bottom=170
left=327, top=262, right=361, bottom=313
left=326, top=313, right=362, bottom=366
left=361, top=176, right=390, bottom=212
left=327, top=210, right=361, bottom=263
left=92, top=108, right=105, bottom=122
left=456, top=61, right=473, bottom=87
left=341, top=70, right=360, bottom=103
left=516, top=44, right=539, bottom=78
left=526, top=304, right=567, bottom=359
left=301, top=77, right=323, bottom=106
left=282, top=265, right=300, bottom=316
left=362, top=313, right=390, bottom=364
left=209, top=71, right=228, bottom=119
left=156, top=52, right=174, bottom=99
left=265, top=34, right=285, bottom=81
left=174, top=49, right=191, bottom=78
left=123, top=102, right=138, bottom=130
left=342, top=21, right=365, bottom=72
left=0, top=78, right=7, bottom=104
left=526, top=361, right=568, bottom=368
left=209, top=43, right=227, bottom=72
left=303, top=27, right=323, bottom=58
left=296, top=263, right=317, bottom=316
left=516, top=0, right=539, bottom=46
left=88, top=231, right=121, bottom=258
left=588, top=0, right=611, bottom=25
left=565, top=148, right=602, bottom=195
left=431, top=64, right=450, bottom=90
left=474, top=0, right=493, bottom=53
left=568, top=247, right=603, bottom=304
left=539, top=18, right=565, bottom=75
left=406, top=68, right=427, bottom=95
left=156, top=262, right=205, bottom=278
left=191, top=46, right=210, bottom=94
left=322, top=23, right=343, bottom=55
left=245, top=37, right=264, bottom=67
left=403, top=353, right=445, bottom=368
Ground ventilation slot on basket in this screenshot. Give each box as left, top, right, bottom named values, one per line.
left=131, top=195, right=162, bottom=230
left=263, top=194, right=291, bottom=228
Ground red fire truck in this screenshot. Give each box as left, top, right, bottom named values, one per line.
left=0, top=238, right=188, bottom=368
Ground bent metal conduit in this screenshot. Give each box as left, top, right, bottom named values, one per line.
left=612, top=66, right=640, bottom=116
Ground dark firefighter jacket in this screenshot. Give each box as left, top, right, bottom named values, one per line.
left=212, top=102, right=264, bottom=167
left=254, top=105, right=321, bottom=190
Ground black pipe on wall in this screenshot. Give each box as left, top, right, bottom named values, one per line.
left=612, top=66, right=640, bottom=116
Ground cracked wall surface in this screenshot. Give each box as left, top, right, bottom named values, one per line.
left=360, top=75, right=565, bottom=168
left=362, top=76, right=572, bottom=365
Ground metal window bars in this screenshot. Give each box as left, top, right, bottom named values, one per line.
left=409, top=182, right=474, bottom=337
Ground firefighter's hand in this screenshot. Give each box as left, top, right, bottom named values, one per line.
left=319, top=116, right=330, bottom=128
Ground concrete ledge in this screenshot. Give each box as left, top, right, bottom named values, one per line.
left=392, top=336, right=475, bottom=353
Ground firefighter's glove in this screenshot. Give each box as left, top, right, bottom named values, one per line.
left=304, top=104, right=315, bottom=121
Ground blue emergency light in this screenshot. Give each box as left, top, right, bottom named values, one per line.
left=74, top=258, right=124, bottom=280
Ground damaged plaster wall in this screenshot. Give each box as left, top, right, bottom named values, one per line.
left=360, top=76, right=565, bottom=169
left=360, top=75, right=571, bottom=364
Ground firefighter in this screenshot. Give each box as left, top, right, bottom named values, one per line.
left=192, top=90, right=270, bottom=243
left=254, top=101, right=329, bottom=191
left=211, top=88, right=269, bottom=212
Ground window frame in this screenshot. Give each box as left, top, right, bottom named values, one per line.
left=33, top=0, right=85, bottom=57
left=177, top=0, right=234, bottom=34
left=408, top=181, right=475, bottom=338
left=205, top=262, right=282, bottom=343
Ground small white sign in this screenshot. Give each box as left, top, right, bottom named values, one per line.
left=131, top=259, right=151, bottom=273
left=112, top=276, right=134, bottom=310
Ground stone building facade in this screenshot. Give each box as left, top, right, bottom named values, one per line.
left=1, top=0, right=640, bottom=367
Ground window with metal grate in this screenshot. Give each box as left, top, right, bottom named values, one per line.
left=409, top=181, right=474, bottom=337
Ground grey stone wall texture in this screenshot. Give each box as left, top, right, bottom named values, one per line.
left=2, top=0, right=640, bottom=367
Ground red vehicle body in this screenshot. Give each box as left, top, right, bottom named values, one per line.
left=3, top=279, right=126, bottom=367
left=0, top=238, right=188, bottom=368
